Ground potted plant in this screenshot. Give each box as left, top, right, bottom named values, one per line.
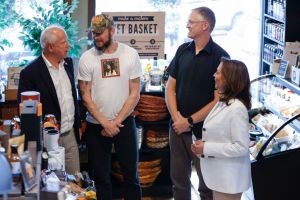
left=0, top=0, right=19, bottom=51
left=18, top=0, right=89, bottom=58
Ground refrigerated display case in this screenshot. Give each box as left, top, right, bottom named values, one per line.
left=249, top=74, right=300, bottom=200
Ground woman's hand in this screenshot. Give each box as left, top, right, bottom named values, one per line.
left=191, top=139, right=205, bottom=155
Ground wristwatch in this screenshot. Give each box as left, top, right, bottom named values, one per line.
left=187, top=116, right=194, bottom=127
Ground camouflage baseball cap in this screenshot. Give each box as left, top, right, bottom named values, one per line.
left=89, top=14, right=114, bottom=33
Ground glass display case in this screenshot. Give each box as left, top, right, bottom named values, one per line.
left=250, top=74, right=300, bottom=154
left=249, top=74, right=300, bottom=200
left=250, top=74, right=299, bottom=131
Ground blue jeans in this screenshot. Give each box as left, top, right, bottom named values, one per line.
left=86, top=116, right=141, bottom=200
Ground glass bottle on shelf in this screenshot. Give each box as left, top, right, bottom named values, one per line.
left=161, top=54, right=169, bottom=87
left=143, top=59, right=151, bottom=85
left=149, top=56, right=163, bottom=91
left=9, top=144, right=21, bottom=183
left=263, top=71, right=271, bottom=94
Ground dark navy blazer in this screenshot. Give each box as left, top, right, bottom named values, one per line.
left=17, top=56, right=81, bottom=143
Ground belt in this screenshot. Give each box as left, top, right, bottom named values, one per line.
left=60, top=128, right=72, bottom=137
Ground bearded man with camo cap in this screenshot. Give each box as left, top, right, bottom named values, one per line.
left=78, top=14, right=142, bottom=200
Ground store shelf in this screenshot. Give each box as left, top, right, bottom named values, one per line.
left=263, top=34, right=285, bottom=46
left=262, top=59, right=273, bottom=66
left=260, top=0, right=300, bottom=75
left=264, top=13, right=285, bottom=23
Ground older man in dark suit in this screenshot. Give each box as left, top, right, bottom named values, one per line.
left=17, top=25, right=81, bottom=174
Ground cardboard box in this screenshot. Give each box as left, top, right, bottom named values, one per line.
left=284, top=42, right=300, bottom=66
left=7, top=67, right=23, bottom=90
left=5, top=89, right=18, bottom=101
left=291, top=66, right=300, bottom=86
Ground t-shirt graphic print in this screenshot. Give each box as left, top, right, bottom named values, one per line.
left=101, top=58, right=120, bottom=78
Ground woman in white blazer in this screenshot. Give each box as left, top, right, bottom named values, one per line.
left=191, top=57, right=252, bottom=200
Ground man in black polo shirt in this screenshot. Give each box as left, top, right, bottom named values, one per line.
left=165, top=6, right=230, bottom=200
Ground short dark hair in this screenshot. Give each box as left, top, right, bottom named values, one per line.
left=219, top=57, right=252, bottom=110
left=192, top=7, right=216, bottom=32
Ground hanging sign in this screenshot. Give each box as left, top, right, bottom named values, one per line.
left=104, top=12, right=165, bottom=59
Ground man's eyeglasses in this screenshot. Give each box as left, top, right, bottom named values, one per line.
left=186, top=20, right=207, bottom=26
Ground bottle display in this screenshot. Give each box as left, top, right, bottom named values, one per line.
left=261, top=0, right=286, bottom=74
left=261, top=0, right=300, bottom=74
left=149, top=57, right=163, bottom=86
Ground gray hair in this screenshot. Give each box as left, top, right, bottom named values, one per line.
left=192, top=7, right=216, bottom=32
left=40, top=25, right=66, bottom=50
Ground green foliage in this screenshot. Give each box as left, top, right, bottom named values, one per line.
left=147, top=0, right=180, bottom=9
left=0, top=0, right=19, bottom=51
left=18, top=0, right=89, bottom=58
left=7, top=59, right=30, bottom=67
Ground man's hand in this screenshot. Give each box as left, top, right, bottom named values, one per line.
left=101, top=118, right=124, bottom=137
left=172, top=111, right=191, bottom=134
left=101, top=120, right=120, bottom=137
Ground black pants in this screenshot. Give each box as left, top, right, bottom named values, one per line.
left=86, top=116, right=141, bottom=200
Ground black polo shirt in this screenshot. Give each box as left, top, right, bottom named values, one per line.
left=168, top=38, right=230, bottom=138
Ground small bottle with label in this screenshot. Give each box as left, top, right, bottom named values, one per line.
left=9, top=144, right=22, bottom=183
left=149, top=56, right=163, bottom=90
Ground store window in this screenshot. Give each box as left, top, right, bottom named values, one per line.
left=0, top=0, right=53, bottom=93
left=96, top=0, right=262, bottom=79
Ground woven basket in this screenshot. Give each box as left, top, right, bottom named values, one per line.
left=146, top=140, right=169, bottom=149
left=138, top=112, right=168, bottom=121
left=112, top=159, right=162, bottom=187
left=139, top=94, right=166, bottom=105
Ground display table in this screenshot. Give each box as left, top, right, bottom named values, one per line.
left=4, top=151, right=41, bottom=200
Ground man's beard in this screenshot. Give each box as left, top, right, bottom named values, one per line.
left=94, top=35, right=112, bottom=52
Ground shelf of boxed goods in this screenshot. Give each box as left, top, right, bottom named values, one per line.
left=111, top=88, right=173, bottom=198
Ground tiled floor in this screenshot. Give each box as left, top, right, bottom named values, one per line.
left=140, top=168, right=201, bottom=200
left=114, top=167, right=255, bottom=200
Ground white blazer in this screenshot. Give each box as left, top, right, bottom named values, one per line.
left=200, top=99, right=251, bottom=194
